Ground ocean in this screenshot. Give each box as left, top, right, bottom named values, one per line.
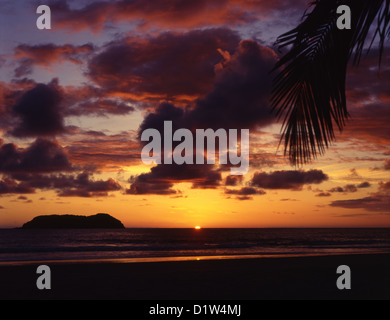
left=0, top=228, right=389, bottom=264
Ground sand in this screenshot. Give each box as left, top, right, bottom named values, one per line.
left=0, top=253, right=389, bottom=300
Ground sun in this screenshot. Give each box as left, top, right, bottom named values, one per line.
left=194, top=226, right=201, bottom=230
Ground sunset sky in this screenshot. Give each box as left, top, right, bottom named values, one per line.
left=0, top=0, right=389, bottom=228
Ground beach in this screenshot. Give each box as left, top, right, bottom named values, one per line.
left=1, top=253, right=389, bottom=300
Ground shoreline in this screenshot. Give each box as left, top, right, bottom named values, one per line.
left=1, top=253, right=389, bottom=300
left=0, top=250, right=388, bottom=266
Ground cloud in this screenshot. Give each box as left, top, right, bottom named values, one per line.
left=10, top=80, right=65, bottom=137
left=87, top=28, right=240, bottom=103
left=8, top=171, right=122, bottom=198
left=0, top=178, right=35, bottom=195
left=63, top=129, right=141, bottom=169
left=225, top=186, right=266, bottom=200
left=60, top=84, right=125, bottom=117
left=224, top=175, right=243, bottom=186
left=328, top=186, right=344, bottom=193
left=129, top=40, right=278, bottom=195
left=316, top=192, right=331, bottom=197
left=0, top=79, right=138, bottom=140
left=128, top=40, right=278, bottom=195
left=357, top=181, right=371, bottom=188
left=126, top=163, right=222, bottom=195
left=327, top=182, right=371, bottom=193
left=329, top=196, right=390, bottom=213
left=0, top=129, right=126, bottom=198
left=329, top=180, right=390, bottom=213
left=188, top=40, right=278, bottom=130
left=47, top=0, right=301, bottom=33
left=225, top=187, right=266, bottom=195
left=126, top=179, right=176, bottom=195
left=56, top=172, right=122, bottom=197
left=13, top=43, right=94, bottom=77
left=0, top=138, right=72, bottom=174
left=139, top=39, right=278, bottom=133
left=250, top=169, right=328, bottom=190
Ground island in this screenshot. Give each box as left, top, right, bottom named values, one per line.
left=22, top=213, right=125, bottom=229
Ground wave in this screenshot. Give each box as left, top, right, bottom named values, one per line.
left=1, top=242, right=389, bottom=255
left=1, top=228, right=389, bottom=262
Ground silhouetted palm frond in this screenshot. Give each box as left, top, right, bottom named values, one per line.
left=271, top=0, right=390, bottom=165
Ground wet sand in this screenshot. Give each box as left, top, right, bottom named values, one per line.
left=0, top=253, right=389, bottom=300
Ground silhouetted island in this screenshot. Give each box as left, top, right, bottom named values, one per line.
left=22, top=213, right=125, bottom=229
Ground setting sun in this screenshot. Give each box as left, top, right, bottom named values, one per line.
left=195, top=226, right=201, bottom=230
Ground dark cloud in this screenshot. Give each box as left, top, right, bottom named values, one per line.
left=225, top=187, right=266, bottom=200
left=56, top=172, right=122, bottom=197
left=329, top=180, right=390, bottom=213
left=235, top=196, right=252, bottom=200
left=328, top=184, right=358, bottom=193
left=225, top=186, right=265, bottom=196
left=0, top=79, right=42, bottom=119
left=138, top=39, right=278, bottom=134
left=330, top=196, right=390, bottom=213
left=10, top=80, right=65, bottom=137
left=191, top=169, right=222, bottom=189
left=224, top=175, right=243, bottom=186
left=88, top=28, right=240, bottom=103
left=328, top=186, right=344, bottom=193
left=126, top=179, right=176, bottom=195
left=357, top=182, right=371, bottom=188
left=8, top=172, right=122, bottom=198
left=316, top=192, right=331, bottom=197
left=188, top=40, right=277, bottom=130
left=327, top=182, right=371, bottom=193
left=130, top=40, right=278, bottom=195
left=250, top=169, right=328, bottom=190
left=0, top=138, right=72, bottom=173
left=0, top=178, right=35, bottom=195
left=138, top=102, right=185, bottom=136
left=0, top=80, right=136, bottom=135
left=126, top=163, right=222, bottom=195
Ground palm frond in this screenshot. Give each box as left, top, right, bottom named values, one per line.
left=271, top=0, right=390, bottom=165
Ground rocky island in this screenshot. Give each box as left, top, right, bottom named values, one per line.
left=22, top=213, right=125, bottom=229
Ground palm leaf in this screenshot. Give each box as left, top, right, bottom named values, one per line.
left=271, top=0, right=390, bottom=165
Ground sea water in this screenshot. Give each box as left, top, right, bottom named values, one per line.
left=0, top=228, right=389, bottom=263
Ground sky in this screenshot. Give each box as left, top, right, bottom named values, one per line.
left=0, top=0, right=389, bottom=228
